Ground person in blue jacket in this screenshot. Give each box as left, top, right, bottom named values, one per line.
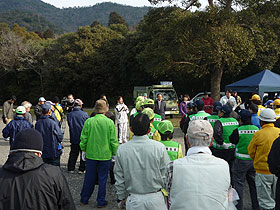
left=35, top=102, right=63, bottom=166
left=2, top=106, right=32, bottom=148
left=249, top=103, right=261, bottom=129
left=67, top=99, right=89, bottom=173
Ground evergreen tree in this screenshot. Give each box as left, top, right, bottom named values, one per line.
left=108, top=11, right=129, bottom=29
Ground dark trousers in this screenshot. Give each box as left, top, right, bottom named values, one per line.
left=211, top=147, right=235, bottom=183
left=276, top=178, right=280, bottom=210
left=43, top=156, right=60, bottom=166
left=67, top=144, right=86, bottom=172
left=232, top=158, right=260, bottom=210
left=80, top=159, right=110, bottom=206
left=183, top=135, right=189, bottom=155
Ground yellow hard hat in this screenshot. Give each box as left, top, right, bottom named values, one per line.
left=142, top=108, right=155, bottom=120
left=250, top=94, right=261, bottom=101
left=273, top=99, right=280, bottom=106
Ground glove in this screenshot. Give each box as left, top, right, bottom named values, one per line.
left=117, top=199, right=126, bottom=209
left=82, top=152, right=86, bottom=161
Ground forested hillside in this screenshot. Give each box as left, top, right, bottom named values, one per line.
left=0, top=0, right=150, bottom=32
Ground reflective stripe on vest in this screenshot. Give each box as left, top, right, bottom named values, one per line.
left=235, top=152, right=251, bottom=159
left=166, top=147, right=179, bottom=152
left=222, top=122, right=239, bottom=126
left=212, top=142, right=235, bottom=149
left=208, top=119, right=217, bottom=123
left=154, top=118, right=161, bottom=122
left=238, top=130, right=258, bottom=134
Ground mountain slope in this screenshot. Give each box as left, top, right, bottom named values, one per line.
left=0, top=10, right=63, bottom=33
left=0, top=0, right=150, bottom=32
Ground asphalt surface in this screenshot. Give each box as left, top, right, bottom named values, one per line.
left=0, top=120, right=252, bottom=210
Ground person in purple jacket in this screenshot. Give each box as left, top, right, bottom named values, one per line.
left=179, top=94, right=190, bottom=116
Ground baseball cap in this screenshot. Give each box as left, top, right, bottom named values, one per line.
left=16, top=106, right=26, bottom=115
left=239, top=109, right=251, bottom=120
left=187, top=120, right=213, bottom=140
left=142, top=108, right=155, bottom=120
left=158, top=120, right=174, bottom=134
left=259, top=108, right=276, bottom=122
left=194, top=99, right=204, bottom=109
left=250, top=94, right=261, bottom=101
left=273, top=99, right=280, bottom=106
left=74, top=99, right=83, bottom=106
left=39, top=97, right=46, bottom=102
left=264, top=100, right=274, bottom=106
left=41, top=102, right=51, bottom=112
left=217, top=105, right=232, bottom=114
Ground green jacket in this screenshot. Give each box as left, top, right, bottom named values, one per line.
left=80, top=114, right=119, bottom=161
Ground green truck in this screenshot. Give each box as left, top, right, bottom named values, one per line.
left=133, top=82, right=179, bottom=117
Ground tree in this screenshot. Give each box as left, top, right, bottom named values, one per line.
left=43, top=28, right=55, bottom=39
left=108, top=12, right=129, bottom=29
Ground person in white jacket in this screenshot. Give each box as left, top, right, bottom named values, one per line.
left=166, top=120, right=232, bottom=210
left=115, top=96, right=129, bottom=144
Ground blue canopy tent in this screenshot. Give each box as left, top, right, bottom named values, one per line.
left=225, top=70, right=280, bottom=98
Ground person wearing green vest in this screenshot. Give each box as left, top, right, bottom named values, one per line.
left=180, top=100, right=210, bottom=154
left=158, top=120, right=183, bottom=161
left=206, top=101, right=222, bottom=128
left=130, top=108, right=161, bottom=141
left=229, top=109, right=259, bottom=210
left=143, top=98, right=162, bottom=130
left=213, top=104, right=239, bottom=179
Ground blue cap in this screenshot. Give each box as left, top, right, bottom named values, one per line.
left=41, top=102, right=51, bottom=112
left=213, top=101, right=222, bottom=108
left=239, top=109, right=251, bottom=120
left=217, top=105, right=232, bottom=114
left=187, top=102, right=195, bottom=109
left=264, top=100, right=274, bottom=106
left=194, top=99, right=204, bottom=110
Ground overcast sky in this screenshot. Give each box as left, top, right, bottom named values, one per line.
left=41, top=0, right=153, bottom=8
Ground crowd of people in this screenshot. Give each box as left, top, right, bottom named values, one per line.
left=0, top=91, right=280, bottom=210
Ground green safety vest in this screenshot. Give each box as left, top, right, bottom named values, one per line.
left=160, top=140, right=180, bottom=161
left=148, top=126, right=157, bottom=139
left=133, top=112, right=140, bottom=117
left=188, top=111, right=210, bottom=121
left=152, top=113, right=162, bottom=130
left=235, top=125, right=259, bottom=160
left=212, top=117, right=239, bottom=150
left=207, top=115, right=220, bottom=128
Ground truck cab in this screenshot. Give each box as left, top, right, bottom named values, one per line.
left=134, top=82, right=179, bottom=117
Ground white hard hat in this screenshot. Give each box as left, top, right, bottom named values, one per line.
left=259, top=108, right=276, bottom=122
left=16, top=106, right=26, bottom=115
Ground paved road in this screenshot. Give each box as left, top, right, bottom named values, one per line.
left=0, top=122, right=252, bottom=209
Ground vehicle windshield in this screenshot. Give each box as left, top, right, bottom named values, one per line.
left=154, top=90, right=177, bottom=101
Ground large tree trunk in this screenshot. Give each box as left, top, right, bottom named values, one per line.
left=210, top=67, right=223, bottom=101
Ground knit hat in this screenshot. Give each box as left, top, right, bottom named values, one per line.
left=93, top=99, right=108, bottom=114
left=10, top=129, right=43, bottom=154
left=142, top=108, right=155, bottom=120
left=16, top=106, right=26, bottom=115
left=187, top=120, right=213, bottom=141
left=74, top=99, right=83, bottom=106
left=158, top=120, right=174, bottom=134
left=41, top=102, right=51, bottom=112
